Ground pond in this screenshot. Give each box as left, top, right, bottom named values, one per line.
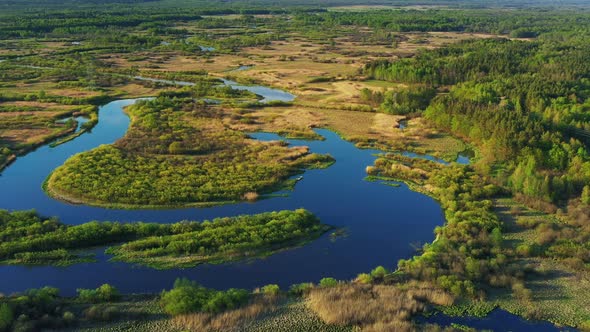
left=55, top=116, right=90, bottom=132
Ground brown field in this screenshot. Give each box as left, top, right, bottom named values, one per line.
left=0, top=127, right=71, bottom=148
left=0, top=101, right=78, bottom=109
left=306, top=283, right=453, bottom=332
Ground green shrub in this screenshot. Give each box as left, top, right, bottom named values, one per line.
left=160, top=278, right=250, bottom=316
left=62, top=311, right=75, bottom=325
left=260, top=284, right=280, bottom=296
left=370, top=266, right=388, bottom=279
left=0, top=304, right=13, bottom=332
left=319, top=278, right=338, bottom=288
left=77, top=284, right=120, bottom=303
left=289, top=283, right=314, bottom=296
left=355, top=273, right=373, bottom=284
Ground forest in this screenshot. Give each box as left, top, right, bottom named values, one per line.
left=364, top=35, right=590, bottom=213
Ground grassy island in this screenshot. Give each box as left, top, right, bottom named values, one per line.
left=45, top=95, right=334, bottom=208
left=0, top=209, right=330, bottom=268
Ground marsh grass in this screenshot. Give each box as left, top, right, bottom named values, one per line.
left=306, top=283, right=453, bottom=332
left=172, top=295, right=280, bottom=332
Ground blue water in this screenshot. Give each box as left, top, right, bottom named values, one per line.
left=0, top=98, right=444, bottom=296
left=424, top=309, right=576, bottom=332
left=133, top=76, right=295, bottom=103
left=0, top=91, right=571, bottom=331
left=199, top=45, right=216, bottom=52
left=220, top=78, right=295, bottom=103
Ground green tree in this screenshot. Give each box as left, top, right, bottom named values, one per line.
left=168, top=141, right=185, bottom=154
left=0, top=304, right=13, bottom=332
left=582, top=185, right=590, bottom=205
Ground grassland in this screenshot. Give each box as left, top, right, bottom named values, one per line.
left=480, top=198, right=590, bottom=327
left=58, top=295, right=350, bottom=332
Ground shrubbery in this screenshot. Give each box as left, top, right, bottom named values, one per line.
left=160, top=279, right=250, bottom=316
left=0, top=209, right=329, bottom=269
left=77, top=284, right=120, bottom=303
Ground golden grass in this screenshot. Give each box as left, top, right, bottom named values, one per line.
left=224, top=104, right=464, bottom=160
left=306, top=283, right=453, bottom=332
left=243, top=191, right=259, bottom=201
left=172, top=296, right=280, bottom=332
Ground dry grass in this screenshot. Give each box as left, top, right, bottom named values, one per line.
left=243, top=191, right=260, bottom=201
left=225, top=105, right=464, bottom=160
left=0, top=101, right=78, bottom=109
left=306, top=283, right=453, bottom=332
left=172, top=296, right=280, bottom=332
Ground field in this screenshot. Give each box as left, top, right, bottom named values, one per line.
left=483, top=198, right=590, bottom=327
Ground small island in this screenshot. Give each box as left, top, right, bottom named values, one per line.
left=0, top=209, right=330, bottom=269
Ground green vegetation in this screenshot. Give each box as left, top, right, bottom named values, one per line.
left=46, top=95, right=333, bottom=207
left=77, top=285, right=121, bottom=304
left=0, top=287, right=77, bottom=332
left=370, top=152, right=590, bottom=327
left=2, top=2, right=590, bottom=331
left=106, top=209, right=330, bottom=268
left=161, top=278, right=250, bottom=316
left=365, top=35, right=590, bottom=212
left=360, top=86, right=436, bottom=115
left=0, top=209, right=330, bottom=268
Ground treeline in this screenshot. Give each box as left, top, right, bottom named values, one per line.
left=295, top=9, right=590, bottom=36
left=359, top=86, right=436, bottom=115
left=0, top=209, right=328, bottom=268
left=0, top=10, right=205, bottom=38
left=364, top=35, right=590, bottom=210
left=0, top=7, right=322, bottom=39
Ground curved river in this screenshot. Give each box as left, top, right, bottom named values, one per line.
left=0, top=86, right=447, bottom=296
left=0, top=99, right=445, bottom=295
left=0, top=82, right=574, bottom=331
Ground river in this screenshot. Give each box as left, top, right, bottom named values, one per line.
left=0, top=79, right=570, bottom=331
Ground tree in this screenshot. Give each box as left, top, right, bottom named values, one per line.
left=168, top=141, right=185, bottom=154
left=0, top=304, right=13, bottom=332
left=582, top=185, right=590, bottom=205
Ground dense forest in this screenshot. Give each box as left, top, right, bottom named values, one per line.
left=364, top=34, right=590, bottom=213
